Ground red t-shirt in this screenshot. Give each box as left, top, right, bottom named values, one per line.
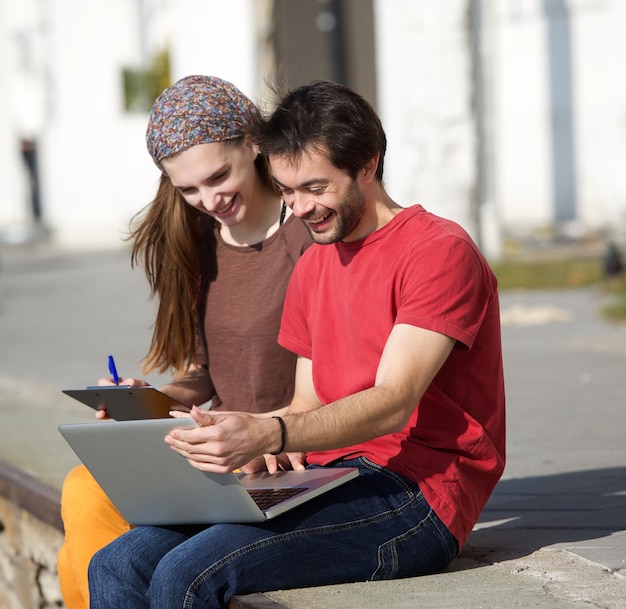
left=278, top=205, right=505, bottom=548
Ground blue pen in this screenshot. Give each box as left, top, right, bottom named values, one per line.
left=108, top=355, right=120, bottom=385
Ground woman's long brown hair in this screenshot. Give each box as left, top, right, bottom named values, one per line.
left=129, top=145, right=275, bottom=378
left=129, top=175, right=211, bottom=377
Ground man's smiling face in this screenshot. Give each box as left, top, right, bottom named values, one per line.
left=269, top=147, right=367, bottom=244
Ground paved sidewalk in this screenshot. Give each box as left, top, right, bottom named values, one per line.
left=1, top=242, right=626, bottom=608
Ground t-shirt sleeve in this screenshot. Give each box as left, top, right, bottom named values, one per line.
left=395, top=236, right=495, bottom=350
left=278, top=254, right=313, bottom=359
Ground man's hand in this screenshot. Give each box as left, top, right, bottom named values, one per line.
left=255, top=452, right=307, bottom=474
left=164, top=407, right=284, bottom=473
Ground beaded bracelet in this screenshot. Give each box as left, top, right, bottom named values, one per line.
left=270, top=416, right=287, bottom=455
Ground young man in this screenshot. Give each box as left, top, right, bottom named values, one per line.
left=88, top=81, right=505, bottom=609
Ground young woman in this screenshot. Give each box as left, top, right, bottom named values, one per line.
left=56, top=75, right=312, bottom=609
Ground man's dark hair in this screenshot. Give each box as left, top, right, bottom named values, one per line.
left=252, top=80, right=386, bottom=181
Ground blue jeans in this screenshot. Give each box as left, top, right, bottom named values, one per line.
left=88, top=458, right=458, bottom=609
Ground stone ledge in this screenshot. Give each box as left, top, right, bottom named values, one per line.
left=0, top=460, right=62, bottom=532
left=0, top=468, right=64, bottom=609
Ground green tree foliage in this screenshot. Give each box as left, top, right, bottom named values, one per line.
left=123, top=48, right=171, bottom=112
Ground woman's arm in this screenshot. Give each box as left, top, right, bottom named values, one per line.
left=158, top=364, right=216, bottom=408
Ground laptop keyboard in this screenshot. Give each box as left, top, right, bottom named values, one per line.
left=248, top=487, right=308, bottom=510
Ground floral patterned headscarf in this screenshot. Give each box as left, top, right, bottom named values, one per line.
left=146, top=75, right=257, bottom=168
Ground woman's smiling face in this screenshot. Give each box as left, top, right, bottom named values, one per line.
left=162, top=137, right=259, bottom=228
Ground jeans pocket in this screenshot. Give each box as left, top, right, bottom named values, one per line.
left=372, top=510, right=457, bottom=580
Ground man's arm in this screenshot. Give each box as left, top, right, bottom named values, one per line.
left=283, top=324, right=454, bottom=451
left=165, top=324, right=454, bottom=472
left=285, top=356, right=323, bottom=414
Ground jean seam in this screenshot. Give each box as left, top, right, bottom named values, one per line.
left=373, top=507, right=428, bottom=580
left=372, top=508, right=457, bottom=580
left=430, top=507, right=459, bottom=559
left=355, top=457, right=420, bottom=497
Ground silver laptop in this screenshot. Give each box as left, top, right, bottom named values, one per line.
left=58, top=418, right=359, bottom=525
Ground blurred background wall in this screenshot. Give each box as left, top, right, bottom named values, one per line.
left=1, top=0, right=625, bottom=259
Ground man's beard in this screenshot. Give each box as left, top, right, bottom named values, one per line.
left=305, top=179, right=365, bottom=244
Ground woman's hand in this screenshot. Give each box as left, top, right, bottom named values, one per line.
left=94, top=377, right=148, bottom=419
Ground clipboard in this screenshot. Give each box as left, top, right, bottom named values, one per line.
left=62, top=386, right=187, bottom=421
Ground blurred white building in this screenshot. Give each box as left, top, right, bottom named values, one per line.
left=1, top=0, right=625, bottom=258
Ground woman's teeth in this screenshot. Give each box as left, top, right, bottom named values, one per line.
left=217, top=199, right=234, bottom=214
